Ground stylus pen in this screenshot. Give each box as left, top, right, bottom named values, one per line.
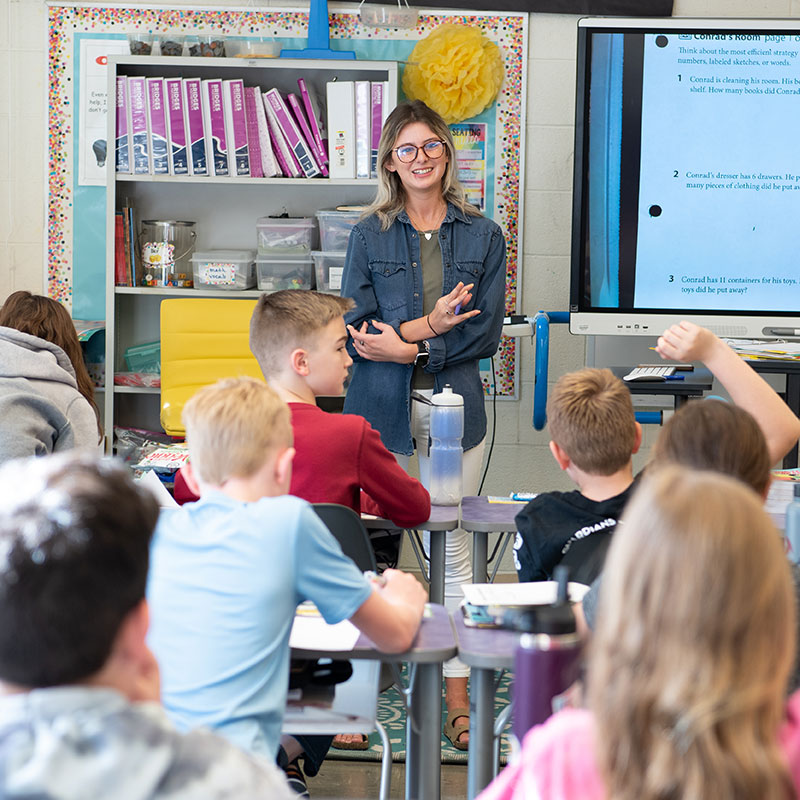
left=454, top=303, right=462, bottom=315
left=768, top=329, right=800, bottom=337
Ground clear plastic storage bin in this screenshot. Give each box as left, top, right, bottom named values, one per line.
left=257, top=217, right=316, bottom=254
left=191, top=250, right=256, bottom=290
left=256, top=254, right=314, bottom=291
left=123, top=341, right=161, bottom=373
left=315, top=210, right=361, bottom=252
left=311, top=251, right=347, bottom=295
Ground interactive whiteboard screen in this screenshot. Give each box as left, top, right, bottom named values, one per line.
left=570, top=18, right=800, bottom=338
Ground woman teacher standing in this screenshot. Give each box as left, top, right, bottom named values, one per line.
left=341, top=100, right=506, bottom=748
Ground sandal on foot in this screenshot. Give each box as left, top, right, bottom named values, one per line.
left=444, top=706, right=470, bottom=751
left=284, top=758, right=310, bottom=798
left=331, top=733, right=369, bottom=751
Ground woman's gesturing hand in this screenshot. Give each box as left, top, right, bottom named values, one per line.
left=427, top=282, right=481, bottom=336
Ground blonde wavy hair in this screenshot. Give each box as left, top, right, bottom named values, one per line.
left=364, top=100, right=481, bottom=231
left=588, top=465, right=796, bottom=800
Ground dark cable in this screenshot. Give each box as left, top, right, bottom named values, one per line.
left=477, top=356, right=497, bottom=495
left=487, top=531, right=507, bottom=564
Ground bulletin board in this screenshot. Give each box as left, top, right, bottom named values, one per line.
left=46, top=3, right=527, bottom=396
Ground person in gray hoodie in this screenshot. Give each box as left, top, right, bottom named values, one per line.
left=0, top=291, right=101, bottom=460
left=0, top=453, right=294, bottom=800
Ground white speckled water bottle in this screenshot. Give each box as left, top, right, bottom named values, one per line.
left=429, top=385, right=464, bottom=506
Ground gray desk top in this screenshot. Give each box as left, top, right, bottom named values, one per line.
left=453, top=612, right=517, bottom=670
left=361, top=505, right=460, bottom=531
left=422, top=504, right=461, bottom=530
left=460, top=496, right=524, bottom=533
left=292, top=602, right=457, bottom=664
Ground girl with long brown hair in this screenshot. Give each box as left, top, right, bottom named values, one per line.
left=0, top=291, right=102, bottom=460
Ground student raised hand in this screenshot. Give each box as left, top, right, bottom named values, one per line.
left=657, top=320, right=800, bottom=464
left=656, top=320, right=717, bottom=363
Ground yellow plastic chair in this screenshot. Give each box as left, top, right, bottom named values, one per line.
left=160, top=298, right=262, bottom=437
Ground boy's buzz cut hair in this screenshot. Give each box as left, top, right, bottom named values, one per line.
left=0, top=454, right=158, bottom=687
left=250, top=289, right=354, bottom=378
left=182, top=376, right=292, bottom=486
left=547, top=367, right=636, bottom=475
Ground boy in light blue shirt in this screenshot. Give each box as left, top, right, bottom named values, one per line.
left=147, top=377, right=426, bottom=791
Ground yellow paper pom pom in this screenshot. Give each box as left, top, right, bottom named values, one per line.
left=402, top=24, right=504, bottom=125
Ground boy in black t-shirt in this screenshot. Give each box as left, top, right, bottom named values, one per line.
left=513, top=368, right=641, bottom=585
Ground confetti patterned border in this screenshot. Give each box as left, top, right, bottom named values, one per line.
left=47, top=4, right=526, bottom=395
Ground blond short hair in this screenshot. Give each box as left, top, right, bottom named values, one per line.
left=249, top=290, right=354, bottom=378
left=546, top=368, right=636, bottom=475
left=590, top=466, right=795, bottom=800
left=181, top=377, right=291, bottom=485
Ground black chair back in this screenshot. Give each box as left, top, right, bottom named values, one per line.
left=312, top=503, right=378, bottom=572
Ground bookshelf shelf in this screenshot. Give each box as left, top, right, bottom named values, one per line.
left=113, top=385, right=161, bottom=395
left=104, top=55, right=397, bottom=449
left=115, top=286, right=263, bottom=298
left=116, top=174, right=378, bottom=187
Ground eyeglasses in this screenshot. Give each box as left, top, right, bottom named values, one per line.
left=393, top=140, right=446, bottom=163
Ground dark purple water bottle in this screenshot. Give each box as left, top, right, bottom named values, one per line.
left=507, top=567, right=582, bottom=742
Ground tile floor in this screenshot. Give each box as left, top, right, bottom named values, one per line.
left=311, top=759, right=469, bottom=800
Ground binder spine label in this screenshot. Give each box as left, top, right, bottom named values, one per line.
left=146, top=78, right=169, bottom=175
left=183, top=78, right=207, bottom=176
left=165, top=78, right=189, bottom=175
left=115, top=77, right=130, bottom=173
left=128, top=77, right=149, bottom=175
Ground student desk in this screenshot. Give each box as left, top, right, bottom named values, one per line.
left=365, top=500, right=517, bottom=603
left=460, top=496, right=524, bottom=584
left=610, top=366, right=714, bottom=409
left=291, top=603, right=457, bottom=800
left=453, top=613, right=517, bottom=799
left=362, top=506, right=460, bottom=605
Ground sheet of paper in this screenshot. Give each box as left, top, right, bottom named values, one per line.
left=290, top=615, right=360, bottom=652
left=135, top=468, right=179, bottom=508
left=767, top=477, right=792, bottom=531
left=724, top=340, right=800, bottom=360
left=462, top=581, right=590, bottom=607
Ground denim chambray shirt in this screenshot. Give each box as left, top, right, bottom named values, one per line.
left=341, top=203, right=507, bottom=456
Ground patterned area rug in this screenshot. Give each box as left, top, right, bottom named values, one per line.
left=327, top=668, right=512, bottom=765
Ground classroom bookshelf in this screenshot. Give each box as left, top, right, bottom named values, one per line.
left=104, top=55, right=398, bottom=448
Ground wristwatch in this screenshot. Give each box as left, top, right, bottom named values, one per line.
left=414, top=340, right=431, bottom=367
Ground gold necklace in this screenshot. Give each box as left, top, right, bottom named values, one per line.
left=407, top=205, right=446, bottom=240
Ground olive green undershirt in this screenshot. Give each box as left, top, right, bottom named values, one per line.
left=412, top=231, right=443, bottom=390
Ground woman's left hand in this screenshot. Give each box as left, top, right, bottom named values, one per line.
left=347, top=321, right=418, bottom=363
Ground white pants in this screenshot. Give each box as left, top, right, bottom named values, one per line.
left=395, top=389, right=486, bottom=679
